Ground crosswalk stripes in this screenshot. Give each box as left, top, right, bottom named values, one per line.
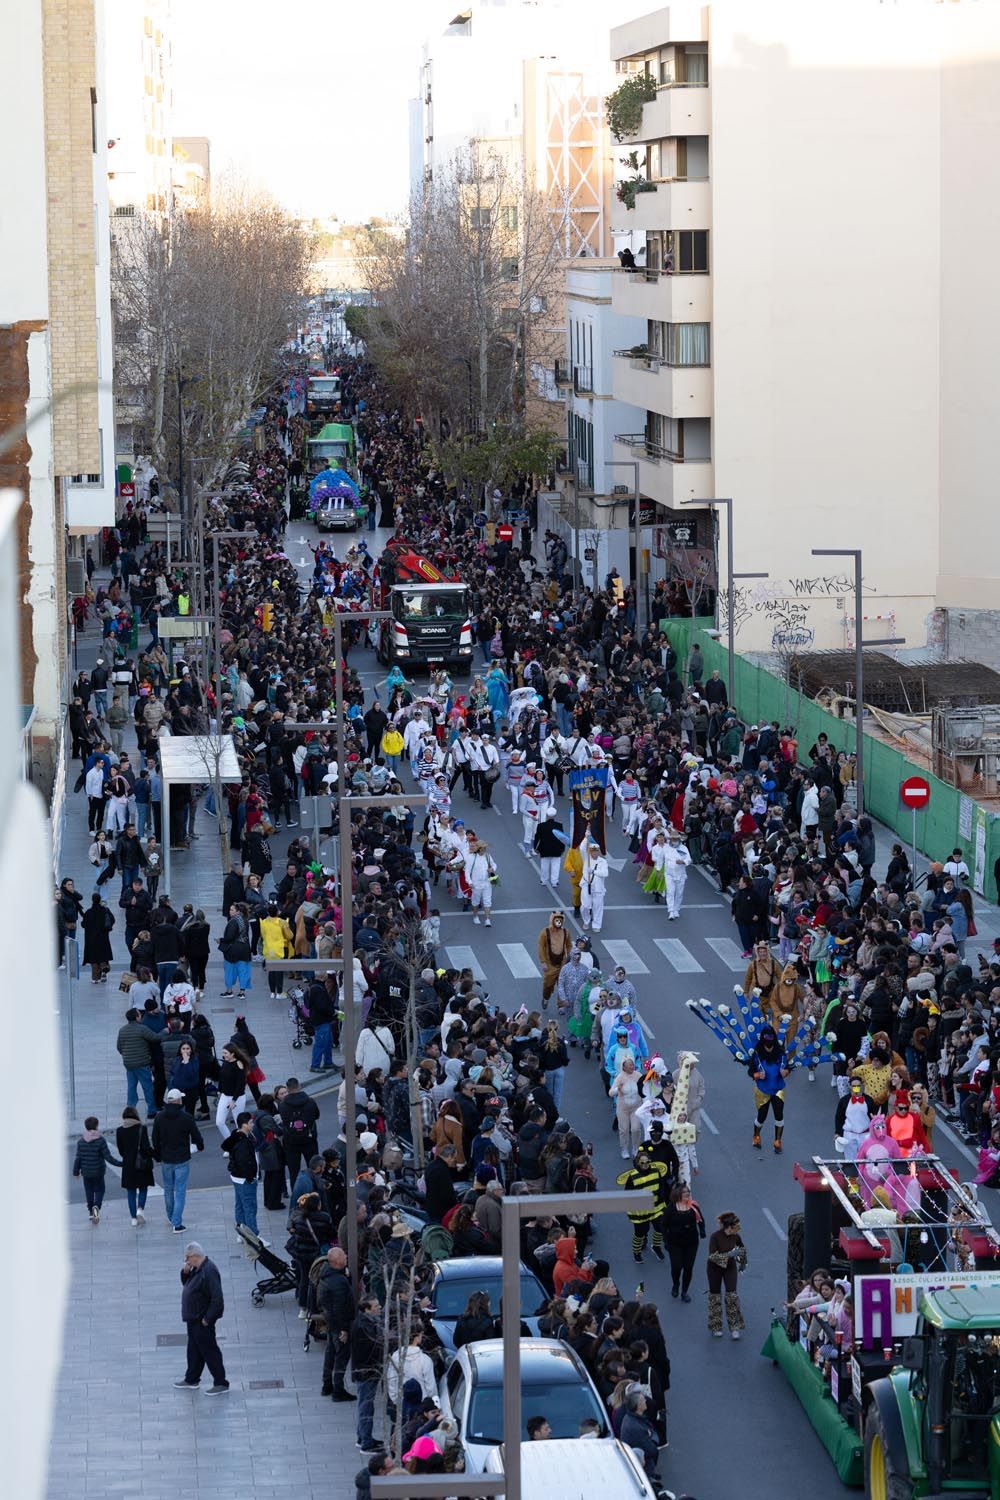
left=705, top=936, right=748, bottom=972
left=444, top=945, right=487, bottom=981
left=598, top=939, right=650, bottom=975
left=496, top=943, right=541, bottom=979
left=653, top=937, right=705, bottom=973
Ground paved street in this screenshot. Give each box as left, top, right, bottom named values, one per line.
left=50, top=519, right=1000, bottom=1500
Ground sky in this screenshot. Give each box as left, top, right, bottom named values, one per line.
left=170, top=0, right=433, bottom=223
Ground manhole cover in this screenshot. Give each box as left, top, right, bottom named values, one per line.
left=248, top=1380, right=284, bottom=1390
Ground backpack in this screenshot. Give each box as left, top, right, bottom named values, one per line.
left=285, top=1099, right=313, bottom=1135
left=419, top=1223, right=454, bottom=1262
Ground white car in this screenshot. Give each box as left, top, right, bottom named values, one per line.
left=437, top=1338, right=609, bottom=1472
left=483, top=1437, right=662, bottom=1499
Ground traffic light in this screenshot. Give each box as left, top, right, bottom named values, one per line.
left=261, top=601, right=273, bottom=633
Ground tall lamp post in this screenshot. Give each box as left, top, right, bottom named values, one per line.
left=604, top=459, right=642, bottom=633
left=681, top=497, right=768, bottom=709
left=810, top=547, right=905, bottom=818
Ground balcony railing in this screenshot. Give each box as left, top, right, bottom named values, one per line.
left=554, top=359, right=571, bottom=386
left=613, top=348, right=660, bottom=371
left=573, top=365, right=593, bottom=394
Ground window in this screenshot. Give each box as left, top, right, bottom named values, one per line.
left=469, top=207, right=491, bottom=229
left=502, top=204, right=518, bottom=232
left=675, top=230, right=709, bottom=274
left=679, top=45, right=708, bottom=85
left=649, top=321, right=710, bottom=365
left=500, top=255, right=519, bottom=280
left=90, top=88, right=97, bottom=153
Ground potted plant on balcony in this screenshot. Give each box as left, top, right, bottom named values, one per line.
left=604, top=73, right=658, bottom=141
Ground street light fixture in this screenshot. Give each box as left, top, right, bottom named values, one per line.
left=810, top=547, right=905, bottom=818
left=681, top=497, right=768, bottom=709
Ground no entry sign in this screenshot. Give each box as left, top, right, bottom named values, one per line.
left=497, top=524, right=514, bottom=543
left=900, top=776, right=930, bottom=809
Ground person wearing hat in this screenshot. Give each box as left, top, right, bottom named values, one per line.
left=615, top=1147, right=670, bottom=1263
left=580, top=838, right=609, bottom=933
left=749, top=1025, right=791, bottom=1153
left=662, top=826, right=692, bottom=921
left=463, top=838, right=497, bottom=927
left=886, top=1089, right=930, bottom=1157
left=533, top=805, right=570, bottom=891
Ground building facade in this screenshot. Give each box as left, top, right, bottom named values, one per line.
left=609, top=0, right=1000, bottom=659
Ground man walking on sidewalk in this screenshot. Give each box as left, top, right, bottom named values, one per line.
left=174, top=1243, right=229, bottom=1393
left=152, top=1089, right=204, bottom=1231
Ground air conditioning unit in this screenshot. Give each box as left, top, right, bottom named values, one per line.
left=66, top=558, right=86, bottom=596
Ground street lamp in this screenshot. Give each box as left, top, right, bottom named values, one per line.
left=810, top=547, right=905, bottom=818
left=681, top=497, right=768, bottom=710
left=604, top=459, right=643, bottom=634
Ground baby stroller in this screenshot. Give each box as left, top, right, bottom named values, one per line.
left=288, top=984, right=314, bottom=1051
left=236, top=1224, right=298, bottom=1306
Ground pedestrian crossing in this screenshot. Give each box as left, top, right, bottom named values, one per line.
left=443, top=933, right=734, bottom=981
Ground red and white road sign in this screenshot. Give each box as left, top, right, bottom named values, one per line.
left=118, top=481, right=135, bottom=498
left=497, top=523, right=514, bottom=543
left=899, top=775, right=931, bottom=809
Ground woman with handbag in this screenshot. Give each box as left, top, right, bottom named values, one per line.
left=82, top=891, right=115, bottom=983
left=116, top=1106, right=155, bottom=1226
left=219, top=902, right=252, bottom=999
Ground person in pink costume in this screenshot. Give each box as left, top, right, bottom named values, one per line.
left=856, top=1113, right=906, bottom=1210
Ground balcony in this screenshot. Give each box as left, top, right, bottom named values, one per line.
left=617, top=176, right=711, bottom=235
left=634, top=84, right=710, bottom=144
left=611, top=5, right=708, bottom=61
left=613, top=433, right=714, bottom=509
left=612, top=353, right=712, bottom=418
left=612, top=268, right=711, bottom=324
left=573, top=364, right=593, bottom=395
left=554, top=358, right=571, bottom=387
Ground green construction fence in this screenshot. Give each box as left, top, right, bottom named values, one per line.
left=662, top=621, right=1000, bottom=903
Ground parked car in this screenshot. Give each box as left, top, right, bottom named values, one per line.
left=426, top=1257, right=546, bottom=1355
left=483, top=1437, right=662, bottom=1499
left=438, top=1338, right=609, bottom=1472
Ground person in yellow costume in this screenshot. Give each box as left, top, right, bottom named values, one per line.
left=563, top=841, right=584, bottom=916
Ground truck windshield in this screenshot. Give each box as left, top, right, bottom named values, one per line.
left=395, top=590, right=467, bottom=622
left=310, top=378, right=340, bottom=397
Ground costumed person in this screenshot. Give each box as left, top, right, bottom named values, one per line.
left=662, top=827, right=692, bottom=921
left=537, top=911, right=571, bottom=1011
left=664, top=1051, right=700, bottom=1184
left=749, top=1026, right=791, bottom=1153
left=563, top=838, right=584, bottom=916
left=856, top=1113, right=906, bottom=1210
left=616, top=1147, right=670, bottom=1264
left=464, top=838, right=496, bottom=927
left=706, top=1211, right=748, bottom=1340
left=580, top=837, right=609, bottom=933
left=769, top=962, right=807, bottom=1064
left=835, top=1074, right=876, bottom=1160
left=615, top=768, right=642, bottom=837
left=643, top=828, right=669, bottom=902
left=566, top=962, right=602, bottom=1060
left=886, top=1090, right=930, bottom=1158
left=742, top=942, right=779, bottom=1015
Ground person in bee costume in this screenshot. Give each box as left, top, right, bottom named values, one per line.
left=616, top=1147, right=671, bottom=1264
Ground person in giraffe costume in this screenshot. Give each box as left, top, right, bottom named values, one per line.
left=665, top=1051, right=700, bottom=1185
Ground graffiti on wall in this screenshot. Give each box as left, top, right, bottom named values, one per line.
left=719, top=575, right=877, bottom=649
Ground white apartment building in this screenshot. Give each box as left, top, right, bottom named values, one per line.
left=104, top=0, right=173, bottom=219
left=610, top=1, right=1000, bottom=659
left=544, top=259, right=645, bottom=588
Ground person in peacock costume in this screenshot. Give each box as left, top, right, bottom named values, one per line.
left=687, top=986, right=841, bottom=1152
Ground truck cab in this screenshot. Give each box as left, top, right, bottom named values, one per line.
left=381, top=583, right=473, bottom=670
left=306, top=373, right=342, bottom=417
left=865, top=1286, right=1000, bottom=1499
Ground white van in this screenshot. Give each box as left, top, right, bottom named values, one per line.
left=482, top=1437, right=664, bottom=1499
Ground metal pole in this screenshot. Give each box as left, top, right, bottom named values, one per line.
left=64, top=936, right=77, bottom=1120
left=334, top=612, right=360, bottom=1294
left=501, top=1196, right=523, bottom=1500
left=632, top=464, right=641, bottom=634
left=854, top=549, right=864, bottom=817
left=572, top=484, right=580, bottom=604
left=724, top=497, right=735, bottom=711
left=912, top=805, right=918, bottom=885
left=177, top=371, right=185, bottom=524
left=311, top=794, right=321, bottom=866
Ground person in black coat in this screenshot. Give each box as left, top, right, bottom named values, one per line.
left=424, top=1144, right=458, bottom=1222
left=82, top=893, right=114, bottom=982
left=317, top=1246, right=356, bottom=1397
left=222, top=866, right=245, bottom=915
left=180, top=910, right=210, bottom=995
left=116, top=1106, right=156, bottom=1223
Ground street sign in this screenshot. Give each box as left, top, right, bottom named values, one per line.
left=473, top=512, right=488, bottom=529
left=583, top=548, right=597, bottom=561
left=899, top=776, right=930, bottom=809
left=508, top=509, right=530, bottom=525
left=628, top=498, right=657, bottom=527
left=497, top=523, right=514, bottom=543
left=118, top=481, right=135, bottom=499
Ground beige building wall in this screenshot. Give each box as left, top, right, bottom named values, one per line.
left=42, top=0, right=100, bottom=477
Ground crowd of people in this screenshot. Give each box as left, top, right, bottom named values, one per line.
left=61, top=344, right=999, bottom=1497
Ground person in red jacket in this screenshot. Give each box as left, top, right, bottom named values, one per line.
left=552, top=1234, right=595, bottom=1297
left=886, top=1091, right=929, bottom=1157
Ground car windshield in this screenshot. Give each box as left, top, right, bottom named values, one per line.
left=310, top=378, right=339, bottom=396
left=432, top=1274, right=540, bottom=1320
left=395, top=589, right=467, bottom=623
left=466, top=1381, right=608, bottom=1445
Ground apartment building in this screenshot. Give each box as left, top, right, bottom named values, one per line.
left=609, top=1, right=1000, bottom=660
left=0, top=0, right=116, bottom=792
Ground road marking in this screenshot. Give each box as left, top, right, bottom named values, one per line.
left=653, top=937, right=705, bottom=974
left=599, top=939, right=649, bottom=975
left=706, top=937, right=748, bottom=972
left=763, top=1207, right=787, bottom=1242
left=444, top=945, right=486, bottom=980
left=700, top=1110, right=719, bottom=1136
left=497, top=943, right=540, bottom=979
left=606, top=856, right=627, bottom=872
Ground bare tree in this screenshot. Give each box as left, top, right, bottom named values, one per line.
left=666, top=544, right=716, bottom=619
